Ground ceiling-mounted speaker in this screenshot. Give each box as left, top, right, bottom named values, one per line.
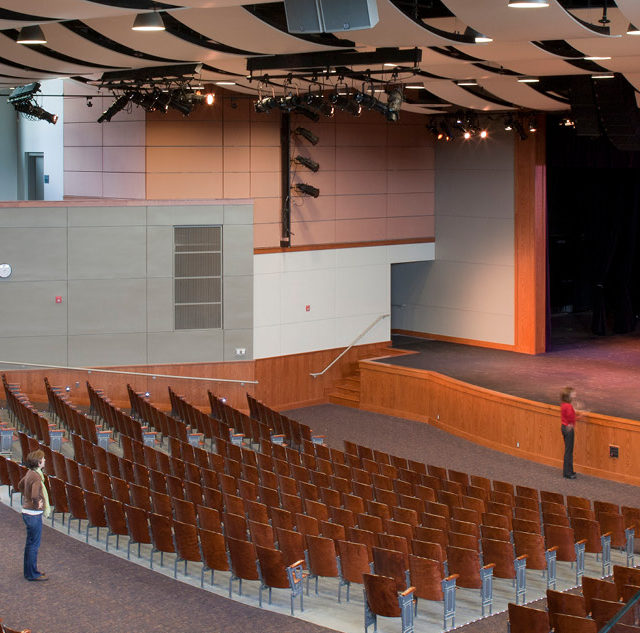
left=318, top=0, right=379, bottom=32
left=283, top=0, right=323, bottom=34
left=284, top=0, right=378, bottom=33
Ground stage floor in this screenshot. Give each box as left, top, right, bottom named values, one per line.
left=387, top=316, right=640, bottom=422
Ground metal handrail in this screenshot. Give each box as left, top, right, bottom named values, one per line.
left=309, top=313, right=389, bottom=378
left=0, top=360, right=258, bottom=385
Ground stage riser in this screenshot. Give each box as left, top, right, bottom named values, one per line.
left=359, top=359, right=640, bottom=487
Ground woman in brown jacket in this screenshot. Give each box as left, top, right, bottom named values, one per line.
left=18, top=450, right=50, bottom=581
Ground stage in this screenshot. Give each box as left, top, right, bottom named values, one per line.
left=386, top=315, right=640, bottom=423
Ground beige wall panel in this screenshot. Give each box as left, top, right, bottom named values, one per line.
left=253, top=198, right=280, bottom=224
left=223, top=172, right=251, bottom=198
left=64, top=146, right=102, bottom=172
left=146, top=277, right=173, bottom=332
left=335, top=146, right=387, bottom=171
left=250, top=146, right=280, bottom=172
left=64, top=171, right=103, bottom=197
left=387, top=146, right=435, bottom=170
left=388, top=192, right=435, bottom=217
left=103, top=172, right=145, bottom=199
left=147, top=121, right=222, bottom=146
left=147, top=330, right=223, bottom=364
left=103, top=147, right=145, bottom=173
left=0, top=281, right=68, bottom=336
left=146, top=146, right=223, bottom=173
left=68, top=206, right=146, bottom=227
left=146, top=173, right=223, bottom=199
left=147, top=204, right=224, bottom=226
left=223, top=204, right=253, bottom=225
left=388, top=170, right=435, bottom=194
left=222, top=121, right=250, bottom=146
left=224, top=147, right=250, bottom=172
left=386, top=215, right=435, bottom=240
left=0, top=336, right=68, bottom=366
left=335, top=194, right=388, bottom=220
left=102, top=121, right=145, bottom=147
left=0, top=207, right=66, bottom=228
left=64, top=122, right=102, bottom=147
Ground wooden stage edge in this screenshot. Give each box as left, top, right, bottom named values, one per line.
left=358, top=359, right=640, bottom=488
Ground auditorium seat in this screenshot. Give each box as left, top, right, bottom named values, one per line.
left=362, top=573, right=415, bottom=633
left=173, top=519, right=201, bottom=578
left=507, top=602, right=550, bottom=633
left=582, top=576, right=618, bottom=615
left=546, top=589, right=587, bottom=629
left=305, top=534, right=340, bottom=597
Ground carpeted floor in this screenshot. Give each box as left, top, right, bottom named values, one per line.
left=0, top=501, right=337, bottom=633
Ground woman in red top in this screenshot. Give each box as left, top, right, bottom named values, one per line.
left=560, top=387, right=579, bottom=479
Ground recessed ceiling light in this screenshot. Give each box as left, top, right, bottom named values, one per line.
left=404, top=84, right=424, bottom=90
left=456, top=79, right=478, bottom=86
left=17, top=25, right=46, bottom=44
left=584, top=56, right=611, bottom=61
left=132, top=12, right=165, bottom=31
left=627, top=23, right=640, bottom=35
left=384, top=63, right=398, bottom=68
left=517, top=76, right=540, bottom=83
left=215, top=81, right=236, bottom=86
left=508, top=0, right=549, bottom=6
left=592, top=73, right=615, bottom=79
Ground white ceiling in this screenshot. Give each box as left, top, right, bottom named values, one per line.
left=1, top=0, right=639, bottom=115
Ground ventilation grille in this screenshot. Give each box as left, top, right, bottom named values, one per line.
left=174, top=226, right=222, bottom=330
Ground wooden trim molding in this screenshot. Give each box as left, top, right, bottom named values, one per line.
left=514, top=114, right=547, bottom=354
left=359, top=359, right=640, bottom=487
left=392, top=329, right=516, bottom=352
left=254, top=237, right=435, bottom=255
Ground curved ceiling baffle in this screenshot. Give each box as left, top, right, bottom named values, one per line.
left=477, top=76, right=568, bottom=110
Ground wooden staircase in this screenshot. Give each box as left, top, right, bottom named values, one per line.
left=327, top=347, right=411, bottom=408
left=328, top=370, right=362, bottom=408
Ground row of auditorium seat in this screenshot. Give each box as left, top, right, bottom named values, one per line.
left=3, top=377, right=639, bottom=632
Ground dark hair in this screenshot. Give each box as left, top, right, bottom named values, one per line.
left=560, top=387, right=574, bottom=404
left=25, top=449, right=45, bottom=469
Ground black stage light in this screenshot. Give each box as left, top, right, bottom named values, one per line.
left=293, top=155, right=320, bottom=172
left=254, top=96, right=279, bottom=113
left=8, top=82, right=41, bottom=103
left=386, top=88, right=403, bottom=122
left=168, top=91, right=194, bottom=116
left=98, top=93, right=133, bottom=123
left=294, top=183, right=320, bottom=198
left=13, top=101, right=58, bottom=124
left=294, top=127, right=319, bottom=145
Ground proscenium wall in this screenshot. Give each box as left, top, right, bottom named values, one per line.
left=63, top=81, right=145, bottom=199
left=144, top=91, right=435, bottom=249
left=391, top=132, right=516, bottom=346
left=0, top=201, right=253, bottom=367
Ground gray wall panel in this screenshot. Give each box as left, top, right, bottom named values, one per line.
left=0, top=207, right=66, bottom=227
left=147, top=277, right=173, bottom=332
left=146, top=226, right=173, bottom=278
left=223, top=275, right=253, bottom=330
left=223, top=204, right=253, bottom=225
left=0, top=281, right=68, bottom=336
left=68, top=226, right=147, bottom=279
left=223, top=225, right=254, bottom=276
left=68, top=279, right=147, bottom=335
left=147, top=330, right=223, bottom=364
left=0, top=336, right=68, bottom=366
left=223, top=329, right=253, bottom=361
left=0, top=202, right=253, bottom=366
left=0, top=228, right=67, bottom=280
left=147, top=205, right=224, bottom=226
left=68, top=206, right=146, bottom=226
left=68, top=333, right=147, bottom=366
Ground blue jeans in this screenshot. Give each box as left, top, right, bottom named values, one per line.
left=22, top=512, right=43, bottom=580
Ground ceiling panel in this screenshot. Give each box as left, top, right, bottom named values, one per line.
left=479, top=76, right=567, bottom=111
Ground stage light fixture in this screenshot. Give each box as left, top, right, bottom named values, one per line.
left=386, top=88, right=403, bottom=122
left=479, top=129, right=488, bottom=139
left=254, top=96, right=279, bottom=113
left=528, top=118, right=537, bottom=133
left=440, top=121, right=452, bottom=141
left=13, top=101, right=58, bottom=124
left=504, top=117, right=514, bottom=131
left=463, top=131, right=472, bottom=140
left=98, top=93, right=133, bottom=123
left=513, top=120, right=528, bottom=140
left=294, top=183, right=320, bottom=198
left=463, top=26, right=493, bottom=43
left=294, top=127, right=319, bottom=145
left=354, top=90, right=387, bottom=117
left=132, top=11, right=165, bottom=31
left=293, top=155, right=320, bottom=172
left=331, top=93, right=362, bottom=117
left=17, top=25, right=46, bottom=44
left=168, top=92, right=194, bottom=116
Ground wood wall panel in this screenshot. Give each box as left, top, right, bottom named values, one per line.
left=359, top=360, right=640, bottom=486
left=3, top=342, right=390, bottom=414
left=514, top=114, right=547, bottom=354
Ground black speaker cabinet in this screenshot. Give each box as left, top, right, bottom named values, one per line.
left=284, top=0, right=378, bottom=33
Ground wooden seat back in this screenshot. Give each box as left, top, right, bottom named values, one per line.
left=544, top=524, right=576, bottom=561
left=409, top=554, right=443, bottom=601
left=306, top=534, right=339, bottom=578
left=227, top=536, right=259, bottom=581
left=513, top=530, right=546, bottom=569
left=363, top=573, right=402, bottom=618
left=507, top=603, right=550, bottom=633
left=546, top=589, right=587, bottom=629
left=373, top=546, right=408, bottom=591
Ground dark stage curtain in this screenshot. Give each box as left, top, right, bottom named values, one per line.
left=547, top=121, right=640, bottom=336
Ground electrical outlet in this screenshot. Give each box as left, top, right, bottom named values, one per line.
left=235, top=348, right=246, bottom=356
left=516, top=441, right=519, bottom=448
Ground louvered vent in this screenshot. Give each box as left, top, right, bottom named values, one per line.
left=174, top=226, right=222, bottom=329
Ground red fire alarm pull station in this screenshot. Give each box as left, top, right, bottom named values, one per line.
left=55, top=296, right=63, bottom=304
left=306, top=305, right=310, bottom=312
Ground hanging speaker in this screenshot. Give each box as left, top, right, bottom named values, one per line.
left=318, top=0, right=379, bottom=32
left=283, top=0, right=323, bottom=33
left=283, top=0, right=378, bottom=33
